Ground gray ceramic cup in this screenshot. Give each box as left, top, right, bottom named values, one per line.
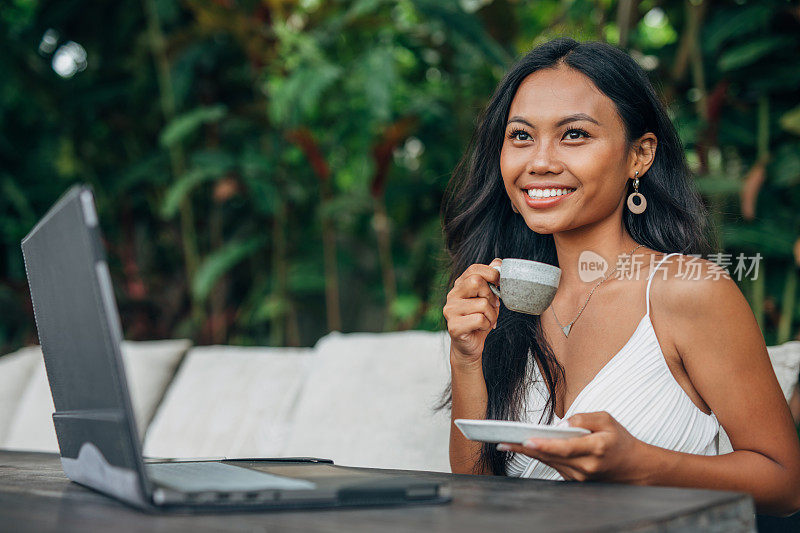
left=488, top=259, right=561, bottom=315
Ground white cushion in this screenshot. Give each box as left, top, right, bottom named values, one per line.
left=2, top=340, right=191, bottom=452
left=143, top=346, right=313, bottom=460
left=767, top=341, right=800, bottom=401
left=0, top=347, right=41, bottom=443
left=283, top=330, right=452, bottom=472
left=3, top=361, right=54, bottom=451
left=122, top=339, right=193, bottom=434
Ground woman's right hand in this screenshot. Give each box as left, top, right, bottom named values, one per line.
left=443, top=258, right=502, bottom=367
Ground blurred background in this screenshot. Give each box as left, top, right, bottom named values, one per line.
left=1, top=0, right=799, bottom=351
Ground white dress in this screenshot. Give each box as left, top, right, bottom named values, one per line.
left=506, top=252, right=721, bottom=479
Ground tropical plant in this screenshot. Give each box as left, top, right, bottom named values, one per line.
left=1, top=0, right=798, bottom=354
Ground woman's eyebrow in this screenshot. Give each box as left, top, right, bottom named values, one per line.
left=506, top=113, right=601, bottom=128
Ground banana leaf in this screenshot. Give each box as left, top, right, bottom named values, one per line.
left=721, top=223, right=797, bottom=257
left=717, top=36, right=796, bottom=72
left=694, top=175, right=742, bottom=197
left=162, top=166, right=228, bottom=219
left=779, top=105, right=800, bottom=137
left=159, top=105, right=227, bottom=148
left=703, top=5, right=771, bottom=54
left=192, top=237, right=267, bottom=302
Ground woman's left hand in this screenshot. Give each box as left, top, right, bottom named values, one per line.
left=498, top=411, right=650, bottom=484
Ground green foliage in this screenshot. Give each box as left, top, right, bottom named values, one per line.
left=717, top=36, right=797, bottom=72
left=693, top=175, right=741, bottom=197
left=159, top=105, right=227, bottom=148
left=721, top=223, right=797, bottom=257
left=1, top=0, right=799, bottom=352
left=361, top=46, right=397, bottom=123
left=390, top=293, right=422, bottom=322
left=288, top=261, right=327, bottom=293
left=770, top=143, right=800, bottom=188
left=192, top=237, right=267, bottom=302
left=411, top=0, right=512, bottom=68
left=161, top=167, right=225, bottom=219
left=266, top=60, right=342, bottom=125
left=703, top=4, right=772, bottom=53
left=780, top=106, right=800, bottom=137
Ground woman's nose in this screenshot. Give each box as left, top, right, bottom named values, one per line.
left=525, top=141, right=564, bottom=175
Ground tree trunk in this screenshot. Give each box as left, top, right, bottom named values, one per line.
left=142, top=0, right=202, bottom=332
left=285, top=129, right=342, bottom=333
left=369, top=117, right=417, bottom=331
left=665, top=0, right=708, bottom=105
left=777, top=263, right=798, bottom=344
left=372, top=197, right=397, bottom=331
left=321, top=179, right=342, bottom=332
left=270, top=190, right=288, bottom=346
left=752, top=263, right=765, bottom=334
left=616, top=0, right=639, bottom=49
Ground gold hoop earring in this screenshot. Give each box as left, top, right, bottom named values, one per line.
left=627, top=170, right=647, bottom=214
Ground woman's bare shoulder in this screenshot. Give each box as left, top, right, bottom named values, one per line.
left=651, top=252, right=758, bottom=358
left=654, top=253, right=740, bottom=309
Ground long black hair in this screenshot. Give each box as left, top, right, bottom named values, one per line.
left=439, top=37, right=716, bottom=476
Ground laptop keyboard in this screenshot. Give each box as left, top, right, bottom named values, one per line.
left=146, top=462, right=316, bottom=493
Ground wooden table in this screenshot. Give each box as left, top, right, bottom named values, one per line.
left=0, top=451, right=755, bottom=532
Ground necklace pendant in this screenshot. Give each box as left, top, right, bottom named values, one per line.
left=562, top=324, right=572, bottom=337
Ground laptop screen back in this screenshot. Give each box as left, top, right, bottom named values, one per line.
left=21, top=185, right=149, bottom=505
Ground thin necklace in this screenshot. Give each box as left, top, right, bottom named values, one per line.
left=551, top=243, right=644, bottom=338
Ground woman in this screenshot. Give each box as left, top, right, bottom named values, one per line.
left=440, top=37, right=800, bottom=516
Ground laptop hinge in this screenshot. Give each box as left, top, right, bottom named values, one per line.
left=60, top=442, right=149, bottom=509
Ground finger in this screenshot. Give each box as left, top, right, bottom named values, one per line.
left=498, top=443, right=583, bottom=462
left=464, top=258, right=502, bottom=274
left=547, top=462, right=585, bottom=481
left=448, top=313, right=492, bottom=338
left=497, top=442, right=525, bottom=454
left=444, top=288, right=499, bottom=324
left=450, top=276, right=501, bottom=313
left=521, top=435, right=603, bottom=459
left=448, top=297, right=499, bottom=327
left=455, top=265, right=501, bottom=294
left=566, top=411, right=616, bottom=432
left=497, top=443, right=588, bottom=479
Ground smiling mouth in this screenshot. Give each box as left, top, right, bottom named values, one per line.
left=523, top=187, right=577, bottom=199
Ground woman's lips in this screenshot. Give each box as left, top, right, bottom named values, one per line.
left=521, top=188, right=576, bottom=208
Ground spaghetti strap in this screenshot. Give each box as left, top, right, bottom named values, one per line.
left=645, top=252, right=681, bottom=317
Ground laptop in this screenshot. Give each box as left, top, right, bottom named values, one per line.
left=21, top=184, right=451, bottom=512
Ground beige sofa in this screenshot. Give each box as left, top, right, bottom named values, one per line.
left=1, top=331, right=799, bottom=472
left=0, top=331, right=453, bottom=472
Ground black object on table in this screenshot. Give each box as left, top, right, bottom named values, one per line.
left=0, top=451, right=756, bottom=532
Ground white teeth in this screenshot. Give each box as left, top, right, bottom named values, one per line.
left=526, top=188, right=574, bottom=199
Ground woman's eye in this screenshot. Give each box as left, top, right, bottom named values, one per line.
left=564, top=128, right=589, bottom=140
left=509, top=129, right=531, bottom=141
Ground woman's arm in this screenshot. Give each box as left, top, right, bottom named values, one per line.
left=442, top=259, right=502, bottom=475
left=644, top=258, right=800, bottom=515
left=635, top=435, right=799, bottom=516
left=449, top=350, right=491, bottom=474
left=500, top=258, right=800, bottom=516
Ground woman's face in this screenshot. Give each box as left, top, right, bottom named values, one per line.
left=499, top=64, right=654, bottom=234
